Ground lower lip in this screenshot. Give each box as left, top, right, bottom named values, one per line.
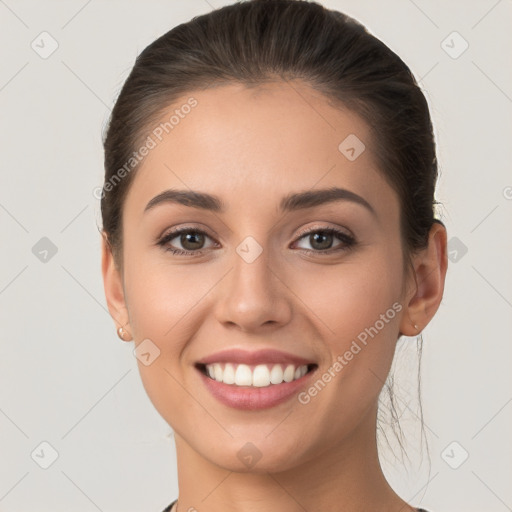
left=198, top=367, right=315, bottom=410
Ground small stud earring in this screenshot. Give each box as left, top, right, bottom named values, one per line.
left=414, top=324, right=419, bottom=331
left=117, top=326, right=132, bottom=341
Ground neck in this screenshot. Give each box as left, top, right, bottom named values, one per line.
left=172, top=405, right=415, bottom=512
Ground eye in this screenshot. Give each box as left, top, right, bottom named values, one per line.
left=156, top=227, right=217, bottom=255
left=292, top=227, right=356, bottom=254
left=156, top=225, right=356, bottom=256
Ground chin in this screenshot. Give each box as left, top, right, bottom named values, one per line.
left=194, top=433, right=314, bottom=475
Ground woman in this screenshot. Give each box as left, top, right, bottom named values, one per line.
left=100, top=1, right=448, bottom=510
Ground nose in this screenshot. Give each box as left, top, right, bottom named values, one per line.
left=214, top=244, right=293, bottom=333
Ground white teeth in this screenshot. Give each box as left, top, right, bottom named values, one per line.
left=204, top=363, right=309, bottom=387
left=214, top=363, right=223, bottom=382
left=283, top=364, right=295, bottom=382
left=235, top=364, right=252, bottom=386
left=270, top=364, right=284, bottom=384
left=223, top=363, right=235, bottom=384
left=252, top=365, right=270, bottom=387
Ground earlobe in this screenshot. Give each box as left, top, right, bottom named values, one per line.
left=399, top=222, right=448, bottom=337
left=101, top=233, right=132, bottom=340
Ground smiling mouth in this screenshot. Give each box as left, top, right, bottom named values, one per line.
left=196, top=362, right=318, bottom=388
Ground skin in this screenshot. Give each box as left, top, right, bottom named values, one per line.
left=102, top=80, right=447, bottom=512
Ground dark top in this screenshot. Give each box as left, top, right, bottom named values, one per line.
left=161, top=499, right=175, bottom=512
left=162, top=500, right=430, bottom=511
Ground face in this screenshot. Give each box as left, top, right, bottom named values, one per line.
left=104, top=80, right=418, bottom=473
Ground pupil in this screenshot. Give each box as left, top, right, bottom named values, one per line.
left=182, top=232, right=204, bottom=250
left=178, top=231, right=334, bottom=252
left=311, top=232, right=332, bottom=250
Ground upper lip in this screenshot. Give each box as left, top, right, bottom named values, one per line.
left=196, top=348, right=315, bottom=366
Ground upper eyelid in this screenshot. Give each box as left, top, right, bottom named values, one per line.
left=160, top=224, right=351, bottom=238
left=158, top=225, right=354, bottom=248
left=158, top=224, right=216, bottom=240
left=294, top=223, right=354, bottom=239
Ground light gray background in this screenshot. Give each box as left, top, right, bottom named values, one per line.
left=1, top=1, right=511, bottom=511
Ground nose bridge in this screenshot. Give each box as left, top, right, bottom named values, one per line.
left=215, top=235, right=292, bottom=331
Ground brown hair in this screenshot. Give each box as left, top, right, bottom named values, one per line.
left=101, top=0, right=442, bottom=462
left=102, top=0, right=441, bottom=266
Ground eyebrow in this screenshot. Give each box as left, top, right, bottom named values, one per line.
left=144, top=187, right=376, bottom=217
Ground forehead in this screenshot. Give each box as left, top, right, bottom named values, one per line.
left=124, top=80, right=399, bottom=223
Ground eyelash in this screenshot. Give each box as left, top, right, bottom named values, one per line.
left=156, top=226, right=356, bottom=257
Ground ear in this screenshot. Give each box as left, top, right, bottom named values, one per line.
left=101, top=232, right=132, bottom=340
left=399, top=221, right=448, bottom=336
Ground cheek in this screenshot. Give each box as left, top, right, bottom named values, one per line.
left=121, top=256, right=222, bottom=407
left=287, top=255, right=404, bottom=439
left=123, top=255, right=215, bottom=344
left=122, top=258, right=213, bottom=425
left=300, top=254, right=402, bottom=333
left=123, top=235, right=404, bottom=373
left=124, top=238, right=404, bottom=363
left=293, top=249, right=404, bottom=384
